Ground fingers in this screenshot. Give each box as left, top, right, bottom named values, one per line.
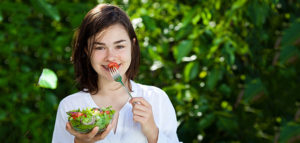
left=130, top=97, right=151, bottom=108
left=130, top=97, right=154, bottom=125
left=87, top=126, right=99, bottom=138
left=133, top=114, right=145, bottom=123
left=102, top=124, right=113, bottom=136
left=133, top=104, right=148, bottom=112
left=66, top=122, right=100, bottom=141
left=94, top=123, right=112, bottom=140
left=66, top=122, right=79, bottom=136
left=130, top=98, right=152, bottom=116
left=132, top=109, right=147, bottom=117
left=93, top=114, right=116, bottom=140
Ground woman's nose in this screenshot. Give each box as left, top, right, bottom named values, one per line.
left=106, top=49, right=116, bottom=61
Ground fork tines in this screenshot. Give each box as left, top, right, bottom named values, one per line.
left=109, top=67, right=119, bottom=79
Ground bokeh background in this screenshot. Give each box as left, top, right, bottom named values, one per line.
left=1, top=0, right=300, bottom=142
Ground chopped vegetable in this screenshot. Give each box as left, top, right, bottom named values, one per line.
left=66, top=106, right=115, bottom=133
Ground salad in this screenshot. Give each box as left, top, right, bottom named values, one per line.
left=67, top=106, right=115, bottom=134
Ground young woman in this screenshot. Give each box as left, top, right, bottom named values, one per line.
left=52, top=4, right=180, bottom=143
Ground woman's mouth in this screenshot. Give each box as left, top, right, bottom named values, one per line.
left=102, top=64, right=121, bottom=71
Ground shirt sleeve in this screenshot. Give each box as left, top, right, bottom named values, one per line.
left=156, top=90, right=181, bottom=143
left=52, top=100, right=75, bottom=143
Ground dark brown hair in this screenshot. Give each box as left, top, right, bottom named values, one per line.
left=72, top=4, right=140, bottom=94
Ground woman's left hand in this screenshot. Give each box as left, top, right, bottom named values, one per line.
left=130, top=97, right=158, bottom=143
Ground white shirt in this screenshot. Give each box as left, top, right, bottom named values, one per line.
left=52, top=81, right=180, bottom=143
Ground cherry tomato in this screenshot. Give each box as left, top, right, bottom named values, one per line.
left=71, top=112, right=85, bottom=119
left=77, top=112, right=84, bottom=117
left=108, top=62, right=119, bottom=69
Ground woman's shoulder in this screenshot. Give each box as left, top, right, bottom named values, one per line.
left=59, top=91, right=90, bottom=107
left=132, top=80, right=161, bottom=91
left=131, top=80, right=169, bottom=99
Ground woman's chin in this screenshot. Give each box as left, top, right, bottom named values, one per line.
left=98, top=73, right=114, bottom=81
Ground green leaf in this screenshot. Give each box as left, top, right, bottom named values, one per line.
left=223, top=42, right=236, bottom=65
left=247, top=1, right=269, bottom=26
left=182, top=8, right=197, bottom=27
left=198, top=113, right=215, bottom=130
left=244, top=78, right=265, bottom=103
left=38, top=68, right=58, bottom=89
left=225, top=0, right=247, bottom=19
left=148, top=47, right=163, bottom=61
left=201, top=8, right=212, bottom=25
left=217, top=115, right=238, bottom=132
left=184, top=62, right=199, bottom=82
left=219, top=84, right=231, bottom=97
left=45, top=93, right=58, bottom=109
left=0, top=32, right=4, bottom=42
left=175, top=26, right=193, bottom=41
left=0, top=11, right=3, bottom=22
left=279, top=45, right=299, bottom=64
left=141, top=15, right=156, bottom=31
left=279, top=122, right=300, bottom=143
left=207, top=37, right=224, bottom=59
left=30, top=0, right=60, bottom=21
left=0, top=110, right=6, bottom=121
left=281, top=19, right=300, bottom=47
left=163, top=83, right=186, bottom=92
left=231, top=0, right=247, bottom=10
left=206, top=68, right=223, bottom=90
left=174, top=40, right=193, bottom=63
left=192, top=14, right=201, bottom=25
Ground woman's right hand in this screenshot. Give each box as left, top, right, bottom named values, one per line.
left=66, top=122, right=112, bottom=143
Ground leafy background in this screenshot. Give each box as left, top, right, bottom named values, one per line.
left=1, top=0, right=300, bottom=142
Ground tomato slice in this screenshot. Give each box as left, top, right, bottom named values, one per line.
left=108, top=62, right=119, bottom=69
left=71, top=112, right=85, bottom=119
left=77, top=112, right=84, bottom=117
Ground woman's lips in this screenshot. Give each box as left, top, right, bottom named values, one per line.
left=102, top=65, right=109, bottom=71
left=102, top=64, right=121, bottom=71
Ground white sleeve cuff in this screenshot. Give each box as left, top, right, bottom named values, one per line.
left=157, top=128, right=180, bottom=143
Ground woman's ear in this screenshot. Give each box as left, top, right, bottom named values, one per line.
left=84, top=47, right=88, bottom=55
left=133, top=38, right=136, bottom=45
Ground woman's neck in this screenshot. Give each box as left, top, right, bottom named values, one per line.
left=91, top=77, right=131, bottom=112
left=96, top=77, right=129, bottom=97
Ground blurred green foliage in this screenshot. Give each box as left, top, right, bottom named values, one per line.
left=1, top=0, right=300, bottom=142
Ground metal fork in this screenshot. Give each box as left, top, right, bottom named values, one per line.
left=109, top=67, right=133, bottom=99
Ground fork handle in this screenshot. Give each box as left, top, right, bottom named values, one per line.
left=120, top=81, right=133, bottom=98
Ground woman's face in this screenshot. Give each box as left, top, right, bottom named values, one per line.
left=89, top=24, right=132, bottom=81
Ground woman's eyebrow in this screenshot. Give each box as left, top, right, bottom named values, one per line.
left=93, top=42, right=105, bottom=45
left=93, top=40, right=126, bottom=45
left=113, top=39, right=126, bottom=44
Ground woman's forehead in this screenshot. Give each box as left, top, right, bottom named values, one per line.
left=93, top=24, right=130, bottom=43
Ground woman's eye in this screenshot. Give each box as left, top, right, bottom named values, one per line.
left=95, top=47, right=104, bottom=50
left=116, top=45, right=124, bottom=49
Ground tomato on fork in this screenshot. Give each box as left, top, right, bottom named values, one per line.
left=108, top=62, right=119, bottom=69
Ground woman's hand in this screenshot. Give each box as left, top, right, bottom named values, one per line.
left=130, top=97, right=158, bottom=143
left=66, top=122, right=112, bottom=143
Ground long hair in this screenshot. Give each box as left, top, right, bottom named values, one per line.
left=72, top=4, right=140, bottom=94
